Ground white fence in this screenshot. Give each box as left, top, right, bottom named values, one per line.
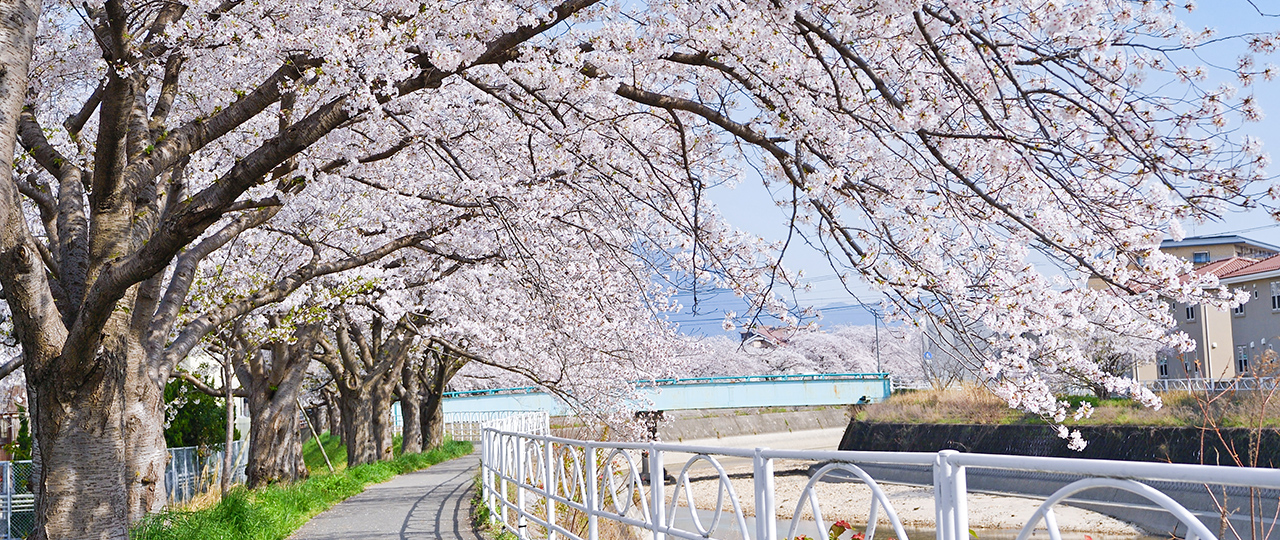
left=1142, top=377, right=1278, bottom=393
left=445, top=410, right=537, bottom=441
left=480, top=416, right=1280, bottom=540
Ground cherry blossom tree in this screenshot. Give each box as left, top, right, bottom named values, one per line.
left=0, top=0, right=750, bottom=535
left=679, top=324, right=923, bottom=380
left=1055, top=325, right=1166, bottom=399
left=0, top=0, right=1276, bottom=537
left=563, top=0, right=1277, bottom=446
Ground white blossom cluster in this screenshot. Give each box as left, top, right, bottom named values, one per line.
left=15, top=0, right=1277, bottom=445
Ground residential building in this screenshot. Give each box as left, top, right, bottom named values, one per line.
left=1220, top=254, right=1280, bottom=376
left=1159, top=235, right=1280, bottom=267
left=1139, top=257, right=1254, bottom=381
left=1139, top=250, right=1280, bottom=382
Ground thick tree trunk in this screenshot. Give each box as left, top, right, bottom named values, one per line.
left=421, top=390, right=445, bottom=450
left=30, top=347, right=130, bottom=540
left=245, top=389, right=306, bottom=487
left=342, top=394, right=378, bottom=466
left=400, top=363, right=422, bottom=455
left=371, top=381, right=395, bottom=461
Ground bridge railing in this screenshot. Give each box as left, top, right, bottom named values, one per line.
left=480, top=421, right=1280, bottom=540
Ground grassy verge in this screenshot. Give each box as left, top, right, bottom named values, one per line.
left=861, top=386, right=1280, bottom=427
left=300, top=431, right=408, bottom=474
left=132, top=439, right=473, bottom=540
left=470, top=474, right=517, bottom=540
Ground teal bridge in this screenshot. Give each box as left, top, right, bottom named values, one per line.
left=440, top=373, right=891, bottom=415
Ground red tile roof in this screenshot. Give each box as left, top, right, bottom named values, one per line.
left=1197, top=257, right=1259, bottom=278
left=1222, top=253, right=1280, bottom=279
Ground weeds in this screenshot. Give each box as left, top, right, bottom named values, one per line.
left=858, top=385, right=1280, bottom=428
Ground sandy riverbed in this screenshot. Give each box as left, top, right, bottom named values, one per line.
left=658, top=463, right=1140, bottom=537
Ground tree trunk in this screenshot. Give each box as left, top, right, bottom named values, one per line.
left=245, top=388, right=306, bottom=487
left=421, top=390, right=445, bottom=450
left=399, top=362, right=422, bottom=455
left=30, top=347, right=130, bottom=540
left=342, top=393, right=378, bottom=466
left=371, top=379, right=395, bottom=461
left=323, top=390, right=340, bottom=437
left=222, top=358, right=234, bottom=496
left=231, top=323, right=317, bottom=488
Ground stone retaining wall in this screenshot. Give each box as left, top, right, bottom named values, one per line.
left=839, top=421, right=1280, bottom=467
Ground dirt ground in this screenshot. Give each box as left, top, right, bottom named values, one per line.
left=662, top=462, right=1140, bottom=537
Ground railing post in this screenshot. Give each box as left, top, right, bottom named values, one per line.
left=585, top=443, right=599, bottom=540
left=933, top=451, right=954, bottom=540
left=4, top=462, right=11, bottom=540
left=950, top=453, right=968, bottom=540
left=934, top=450, right=967, bottom=540
left=545, top=438, right=557, bottom=540
left=649, top=443, right=665, bottom=540
left=501, top=434, right=510, bottom=527
left=754, top=448, right=777, bottom=540
left=516, top=436, right=528, bottom=540
left=481, top=430, right=491, bottom=514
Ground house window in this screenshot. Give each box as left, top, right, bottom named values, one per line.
left=1234, top=303, right=1246, bottom=316
left=1193, top=251, right=1211, bottom=264
left=1186, top=305, right=1197, bottom=322
left=1272, top=282, right=1280, bottom=310
left=1157, top=358, right=1168, bottom=377
left=1238, top=346, right=1250, bottom=374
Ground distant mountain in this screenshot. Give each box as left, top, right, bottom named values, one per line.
left=667, top=289, right=883, bottom=337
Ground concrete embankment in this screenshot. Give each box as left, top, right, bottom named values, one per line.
left=657, top=406, right=851, bottom=441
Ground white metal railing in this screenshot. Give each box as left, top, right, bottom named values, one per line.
left=445, top=410, right=535, bottom=441
left=889, top=379, right=931, bottom=392
left=480, top=419, right=1280, bottom=540
left=1142, top=377, right=1278, bottom=393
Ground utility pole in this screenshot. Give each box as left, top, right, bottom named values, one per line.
left=874, top=310, right=881, bottom=374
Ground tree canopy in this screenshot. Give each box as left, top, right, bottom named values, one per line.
left=0, top=0, right=1275, bottom=537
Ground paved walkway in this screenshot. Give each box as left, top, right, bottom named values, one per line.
left=290, top=451, right=484, bottom=540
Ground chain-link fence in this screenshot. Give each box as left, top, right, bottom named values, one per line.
left=0, top=461, right=35, bottom=539
left=0, top=441, right=249, bottom=538
left=166, top=440, right=249, bottom=506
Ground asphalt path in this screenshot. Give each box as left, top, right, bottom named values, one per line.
left=289, top=451, right=483, bottom=540
left=286, top=430, right=1278, bottom=540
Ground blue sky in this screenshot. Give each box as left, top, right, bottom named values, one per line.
left=670, top=1, right=1280, bottom=337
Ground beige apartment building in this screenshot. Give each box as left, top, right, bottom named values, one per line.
left=1220, top=255, right=1280, bottom=375
left=1134, top=235, right=1280, bottom=382
left=1159, top=234, right=1279, bottom=266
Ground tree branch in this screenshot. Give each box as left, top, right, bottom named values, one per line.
left=161, top=229, right=441, bottom=369
left=172, top=369, right=248, bottom=398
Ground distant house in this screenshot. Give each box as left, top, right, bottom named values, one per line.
left=1220, top=254, right=1280, bottom=375
left=739, top=326, right=795, bottom=348
left=0, top=380, right=27, bottom=461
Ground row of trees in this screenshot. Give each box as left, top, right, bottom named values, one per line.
left=0, top=0, right=1273, bottom=538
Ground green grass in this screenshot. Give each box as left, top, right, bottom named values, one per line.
left=301, top=432, right=408, bottom=474
left=132, top=439, right=473, bottom=540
